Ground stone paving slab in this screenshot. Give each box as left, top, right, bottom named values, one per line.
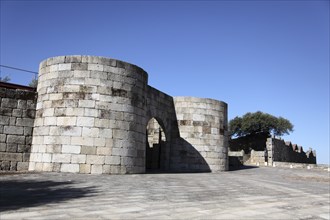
left=0, top=167, right=329, bottom=219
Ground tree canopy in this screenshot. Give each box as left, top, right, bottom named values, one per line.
left=0, top=76, right=11, bottom=82
left=229, top=111, right=293, bottom=138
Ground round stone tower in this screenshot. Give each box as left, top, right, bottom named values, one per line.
left=173, top=97, right=228, bottom=172
left=29, top=55, right=148, bottom=174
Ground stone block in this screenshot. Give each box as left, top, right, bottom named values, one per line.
left=82, top=127, right=99, bottom=138
left=29, top=153, right=42, bottom=162
left=112, top=129, right=128, bottom=139
left=42, top=153, right=52, bottom=162
left=46, top=56, right=65, bottom=66
left=77, top=117, right=95, bottom=127
left=65, top=55, right=82, bottom=63
left=49, top=64, right=59, bottom=72
left=79, top=164, right=91, bottom=174
left=88, top=64, right=104, bottom=71
left=81, top=145, right=96, bottom=155
left=66, top=108, right=85, bottom=116
left=121, top=157, right=135, bottom=166
left=34, top=127, right=49, bottom=136
left=110, top=165, right=121, bottom=174
left=34, top=118, right=44, bottom=126
left=78, top=100, right=95, bottom=108
left=71, top=63, right=88, bottom=71
left=60, top=126, right=82, bottom=136
left=9, top=117, right=16, bottom=125
left=12, top=109, right=22, bottom=117
left=24, top=127, right=33, bottom=136
left=44, top=117, right=57, bottom=126
left=71, top=137, right=93, bottom=146
left=57, top=117, right=77, bottom=126
left=0, top=134, right=6, bottom=142
left=45, top=144, right=61, bottom=153
left=42, top=108, right=55, bottom=117
left=62, top=145, right=81, bottom=154
left=84, top=108, right=99, bottom=117
left=0, top=161, right=10, bottom=170
left=95, top=118, right=110, bottom=128
left=61, top=163, right=79, bottom=173
left=6, top=144, right=17, bottom=152
left=86, top=155, right=105, bottom=165
left=32, top=136, right=44, bottom=145
left=0, top=152, right=22, bottom=161
left=96, top=146, right=111, bottom=155
left=17, top=100, right=27, bottom=109
left=0, top=143, right=6, bottom=151
left=1, top=98, right=17, bottom=108
left=37, top=145, right=46, bottom=153
left=102, top=165, right=111, bottom=174
left=23, top=153, right=31, bottom=162
left=43, top=136, right=56, bottom=145
left=71, top=154, right=86, bottom=164
left=91, top=164, right=103, bottom=174
left=0, top=116, right=10, bottom=125
left=49, top=93, right=63, bottom=101
left=52, top=153, right=71, bottom=163
left=0, top=107, right=12, bottom=117
left=105, top=138, right=113, bottom=148
left=58, top=63, right=72, bottom=71
left=16, top=118, right=34, bottom=127
left=99, top=128, right=112, bottom=138
left=42, top=163, right=53, bottom=171
left=10, top=161, right=17, bottom=171
left=7, top=135, right=25, bottom=144
left=4, top=126, right=24, bottom=135
left=73, top=70, right=90, bottom=78
left=17, top=162, right=29, bottom=171
left=94, top=138, right=105, bottom=147
left=28, top=161, right=35, bottom=170
left=105, top=155, right=120, bottom=165
left=90, top=71, right=108, bottom=80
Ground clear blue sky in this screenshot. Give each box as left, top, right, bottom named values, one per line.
left=1, top=0, right=329, bottom=164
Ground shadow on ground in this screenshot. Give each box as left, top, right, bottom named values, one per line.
left=0, top=179, right=96, bottom=212
left=229, top=165, right=259, bottom=171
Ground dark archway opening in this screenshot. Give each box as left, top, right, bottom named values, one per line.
left=146, top=118, right=166, bottom=171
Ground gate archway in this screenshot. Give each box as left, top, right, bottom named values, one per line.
left=146, top=118, right=166, bottom=171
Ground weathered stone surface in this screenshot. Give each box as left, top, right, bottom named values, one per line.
left=4, top=126, right=23, bottom=135
left=61, top=163, right=79, bottom=173
left=0, top=55, right=231, bottom=174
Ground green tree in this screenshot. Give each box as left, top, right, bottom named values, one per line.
left=229, top=111, right=293, bottom=138
left=0, top=75, right=11, bottom=82
left=28, top=78, right=38, bottom=88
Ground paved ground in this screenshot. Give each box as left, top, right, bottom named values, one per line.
left=0, top=167, right=329, bottom=219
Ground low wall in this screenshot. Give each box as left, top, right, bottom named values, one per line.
left=0, top=85, right=37, bottom=171
left=267, top=138, right=316, bottom=164
left=229, top=137, right=317, bottom=167
left=272, top=162, right=329, bottom=172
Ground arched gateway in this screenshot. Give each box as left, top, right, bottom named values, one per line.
left=29, top=56, right=228, bottom=174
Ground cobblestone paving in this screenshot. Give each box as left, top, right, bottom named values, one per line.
left=0, top=167, right=329, bottom=219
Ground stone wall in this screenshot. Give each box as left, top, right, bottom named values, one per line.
left=229, top=137, right=317, bottom=167
left=28, top=55, right=229, bottom=174
left=246, top=150, right=267, bottom=165
left=173, top=97, right=228, bottom=172
left=145, top=86, right=177, bottom=171
left=0, top=85, right=36, bottom=171
left=267, top=138, right=316, bottom=164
